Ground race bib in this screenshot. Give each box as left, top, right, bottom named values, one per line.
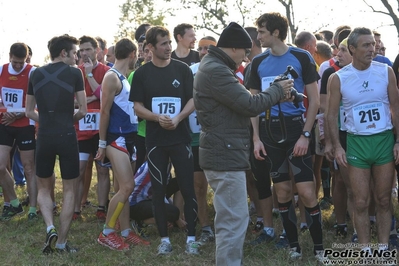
left=128, top=102, right=138, bottom=124
left=352, top=102, right=385, bottom=132
left=189, top=111, right=201, bottom=133
left=152, top=97, right=181, bottom=119
left=1, top=87, right=23, bottom=108
left=261, top=76, right=276, bottom=92
left=79, top=112, right=100, bottom=131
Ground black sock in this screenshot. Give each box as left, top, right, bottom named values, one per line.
left=279, top=200, right=300, bottom=251
left=305, top=204, right=324, bottom=253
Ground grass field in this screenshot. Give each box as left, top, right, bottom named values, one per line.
left=0, top=164, right=397, bottom=266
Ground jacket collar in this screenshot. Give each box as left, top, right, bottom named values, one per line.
left=208, top=45, right=237, bottom=71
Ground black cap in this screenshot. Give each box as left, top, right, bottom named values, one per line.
left=217, top=22, right=252, bottom=49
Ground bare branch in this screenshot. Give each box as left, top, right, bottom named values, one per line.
left=235, top=0, right=246, bottom=26
left=362, top=0, right=391, bottom=16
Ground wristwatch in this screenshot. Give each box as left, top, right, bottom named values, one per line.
left=302, top=131, right=311, bottom=138
left=87, top=73, right=93, bottom=78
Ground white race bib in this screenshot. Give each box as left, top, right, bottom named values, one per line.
left=79, top=112, right=100, bottom=131
left=352, top=102, right=385, bottom=133
left=261, top=76, right=276, bottom=92
left=189, top=111, right=201, bottom=133
left=128, top=102, right=138, bottom=124
left=151, top=97, right=181, bottom=119
left=1, top=87, right=23, bottom=108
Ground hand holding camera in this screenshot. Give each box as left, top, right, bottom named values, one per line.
left=273, top=66, right=306, bottom=108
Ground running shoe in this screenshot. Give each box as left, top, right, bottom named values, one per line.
left=2, top=205, right=9, bottom=215
left=28, top=212, right=39, bottom=221
left=42, top=228, right=58, bottom=254
left=314, top=250, right=325, bottom=265
left=252, top=220, right=264, bottom=233
left=55, top=242, right=78, bottom=253
left=185, top=241, right=200, bottom=255
left=198, top=230, right=215, bottom=245
left=250, top=231, right=275, bottom=245
left=157, top=241, right=172, bottom=256
left=1, top=203, right=23, bottom=220
left=123, top=231, right=150, bottom=246
left=275, top=233, right=289, bottom=249
left=97, top=232, right=129, bottom=251
left=335, top=224, right=348, bottom=238
left=300, top=225, right=308, bottom=233
left=289, top=247, right=302, bottom=261
left=131, top=220, right=149, bottom=239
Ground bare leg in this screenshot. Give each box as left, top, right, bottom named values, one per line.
left=57, top=177, right=78, bottom=244
left=314, top=154, right=323, bottom=197
left=348, top=166, right=371, bottom=244
left=0, top=146, right=18, bottom=202
left=96, top=163, right=110, bottom=208
left=37, top=176, right=55, bottom=227
left=104, top=147, right=134, bottom=229
left=50, top=173, right=56, bottom=205
left=332, top=169, right=347, bottom=224
left=259, top=197, right=273, bottom=228
left=74, top=160, right=88, bottom=213
left=372, top=163, right=394, bottom=244
left=81, top=156, right=93, bottom=206
left=20, top=149, right=37, bottom=208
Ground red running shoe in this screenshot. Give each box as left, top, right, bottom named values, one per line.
left=97, top=232, right=130, bottom=251
left=123, top=231, right=150, bottom=246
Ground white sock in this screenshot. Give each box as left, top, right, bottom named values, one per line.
left=55, top=242, right=66, bottom=249
left=121, top=229, right=131, bottom=237
left=264, top=227, right=275, bottom=237
left=46, top=225, right=55, bottom=233
left=102, top=228, right=115, bottom=236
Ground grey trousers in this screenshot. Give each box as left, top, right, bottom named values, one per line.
left=204, top=170, right=248, bottom=266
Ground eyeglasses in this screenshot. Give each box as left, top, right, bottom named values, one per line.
left=331, top=44, right=337, bottom=49
left=380, top=47, right=386, bottom=51
left=245, top=48, right=251, bottom=57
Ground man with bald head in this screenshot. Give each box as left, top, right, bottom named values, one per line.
left=294, top=31, right=317, bottom=57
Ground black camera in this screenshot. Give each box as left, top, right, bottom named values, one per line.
left=273, top=65, right=306, bottom=108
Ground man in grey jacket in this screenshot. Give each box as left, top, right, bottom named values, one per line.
left=193, top=22, right=293, bottom=266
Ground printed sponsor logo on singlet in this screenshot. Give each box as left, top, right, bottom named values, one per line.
left=9, top=76, right=18, bottom=81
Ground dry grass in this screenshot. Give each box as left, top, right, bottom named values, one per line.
left=0, top=165, right=396, bottom=265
